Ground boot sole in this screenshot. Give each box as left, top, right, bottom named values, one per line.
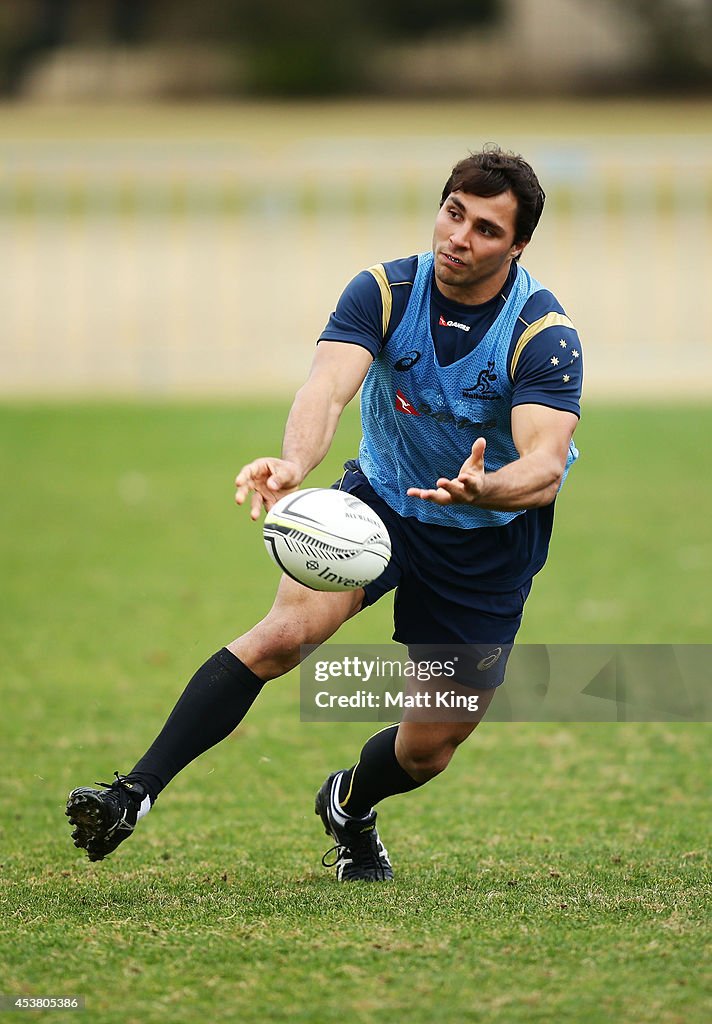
left=65, top=789, right=119, bottom=862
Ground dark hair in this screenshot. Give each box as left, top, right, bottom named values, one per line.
left=440, top=146, right=546, bottom=243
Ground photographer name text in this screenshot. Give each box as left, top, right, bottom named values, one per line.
left=314, top=690, right=479, bottom=711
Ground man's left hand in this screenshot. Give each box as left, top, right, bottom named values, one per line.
left=407, top=437, right=488, bottom=506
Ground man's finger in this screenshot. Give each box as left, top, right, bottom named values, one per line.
left=235, top=462, right=258, bottom=487
left=234, top=481, right=251, bottom=505
left=406, top=486, right=454, bottom=505
left=437, top=480, right=470, bottom=502
left=424, top=488, right=453, bottom=505
left=250, top=491, right=264, bottom=521
left=454, top=438, right=486, bottom=486
left=236, top=457, right=275, bottom=487
left=235, top=472, right=258, bottom=505
left=469, top=437, right=486, bottom=463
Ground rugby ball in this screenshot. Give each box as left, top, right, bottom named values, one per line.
left=263, top=488, right=391, bottom=592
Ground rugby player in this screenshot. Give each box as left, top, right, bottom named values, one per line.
left=66, top=147, right=583, bottom=881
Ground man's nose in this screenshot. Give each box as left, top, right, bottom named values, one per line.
left=449, top=223, right=468, bottom=247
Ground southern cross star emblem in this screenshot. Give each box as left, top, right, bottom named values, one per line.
left=559, top=339, right=568, bottom=348
left=551, top=356, right=559, bottom=366
left=572, top=350, right=580, bottom=359
left=563, top=374, right=571, bottom=383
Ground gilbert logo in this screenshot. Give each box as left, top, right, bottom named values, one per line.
left=395, top=390, right=420, bottom=415
left=439, top=315, right=470, bottom=333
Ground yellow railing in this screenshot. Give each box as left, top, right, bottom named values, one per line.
left=2, top=136, right=710, bottom=397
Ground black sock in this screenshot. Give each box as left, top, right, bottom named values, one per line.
left=337, top=725, right=422, bottom=818
left=127, top=648, right=264, bottom=803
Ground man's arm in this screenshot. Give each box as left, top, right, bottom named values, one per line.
left=406, top=403, right=578, bottom=511
left=235, top=341, right=373, bottom=520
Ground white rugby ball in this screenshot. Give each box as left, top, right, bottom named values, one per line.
left=263, top=488, right=391, bottom=592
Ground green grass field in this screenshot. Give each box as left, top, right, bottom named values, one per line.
left=1, top=402, right=710, bottom=1023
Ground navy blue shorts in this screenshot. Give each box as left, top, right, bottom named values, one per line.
left=333, top=462, right=533, bottom=688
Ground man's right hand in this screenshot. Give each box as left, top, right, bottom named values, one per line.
left=234, top=458, right=304, bottom=520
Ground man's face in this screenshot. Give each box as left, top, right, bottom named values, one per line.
left=432, top=189, right=526, bottom=304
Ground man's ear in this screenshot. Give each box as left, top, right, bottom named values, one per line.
left=511, top=237, right=530, bottom=260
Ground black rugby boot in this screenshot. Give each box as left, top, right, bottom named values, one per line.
left=66, top=772, right=148, bottom=862
left=315, top=771, right=393, bottom=882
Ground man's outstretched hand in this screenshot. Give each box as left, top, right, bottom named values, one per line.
left=406, top=438, right=488, bottom=506
left=235, top=458, right=303, bottom=520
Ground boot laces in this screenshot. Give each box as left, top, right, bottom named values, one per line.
left=95, top=771, right=138, bottom=795
left=322, top=831, right=388, bottom=878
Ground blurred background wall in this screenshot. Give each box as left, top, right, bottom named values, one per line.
left=0, top=0, right=710, bottom=398
left=3, top=0, right=712, bottom=99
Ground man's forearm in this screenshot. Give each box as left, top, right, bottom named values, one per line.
left=280, top=379, right=343, bottom=479
left=474, top=450, right=564, bottom=510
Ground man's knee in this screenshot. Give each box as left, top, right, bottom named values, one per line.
left=228, top=615, right=305, bottom=679
left=227, top=581, right=362, bottom=684
left=227, top=581, right=364, bottom=681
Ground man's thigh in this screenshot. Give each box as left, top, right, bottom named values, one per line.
left=268, top=573, right=366, bottom=639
